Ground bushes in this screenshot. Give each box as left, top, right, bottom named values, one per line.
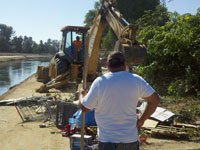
left=136, top=10, right=200, bottom=96
left=177, top=104, right=200, bottom=123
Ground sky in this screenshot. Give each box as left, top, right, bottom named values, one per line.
left=0, top=0, right=200, bottom=43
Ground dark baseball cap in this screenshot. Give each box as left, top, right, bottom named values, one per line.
left=107, top=51, right=125, bottom=68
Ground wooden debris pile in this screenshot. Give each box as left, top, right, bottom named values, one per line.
left=142, top=120, right=200, bottom=139
left=137, top=102, right=200, bottom=140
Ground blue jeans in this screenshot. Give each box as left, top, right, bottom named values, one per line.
left=98, top=141, right=139, bottom=150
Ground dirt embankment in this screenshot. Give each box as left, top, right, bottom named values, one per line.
left=0, top=53, right=52, bottom=62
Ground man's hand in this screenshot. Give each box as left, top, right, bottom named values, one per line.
left=80, top=88, right=88, bottom=98
left=78, top=88, right=91, bottom=112
left=137, top=92, right=160, bottom=129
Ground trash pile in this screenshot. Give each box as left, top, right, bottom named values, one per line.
left=0, top=96, right=56, bottom=123
left=137, top=102, right=200, bottom=140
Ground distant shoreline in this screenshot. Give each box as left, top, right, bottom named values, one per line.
left=0, top=53, right=52, bottom=62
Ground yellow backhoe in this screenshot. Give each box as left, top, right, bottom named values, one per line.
left=36, top=0, right=146, bottom=93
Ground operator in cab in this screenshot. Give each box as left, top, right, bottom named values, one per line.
left=73, top=36, right=82, bottom=63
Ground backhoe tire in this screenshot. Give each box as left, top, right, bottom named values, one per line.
left=55, top=57, right=70, bottom=76
left=42, top=66, right=51, bottom=84
left=36, top=66, right=50, bottom=84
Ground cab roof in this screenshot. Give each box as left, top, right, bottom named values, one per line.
left=61, top=26, right=89, bottom=32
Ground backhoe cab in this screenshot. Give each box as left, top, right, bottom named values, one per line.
left=60, top=26, right=89, bottom=64
left=49, top=26, right=89, bottom=80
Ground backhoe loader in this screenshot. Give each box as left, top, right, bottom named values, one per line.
left=36, top=0, right=147, bottom=93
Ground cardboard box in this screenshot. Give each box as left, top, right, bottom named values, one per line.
left=70, top=134, right=93, bottom=150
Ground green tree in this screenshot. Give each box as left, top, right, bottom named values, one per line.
left=84, top=1, right=100, bottom=26
left=45, top=39, right=59, bottom=54
left=136, top=5, right=170, bottom=30
left=0, top=24, right=14, bottom=52
left=50, top=39, right=59, bottom=53
left=136, top=11, right=200, bottom=96
left=0, top=24, right=59, bottom=54
left=32, top=42, right=38, bottom=54
left=113, top=0, right=160, bottom=22
left=22, top=36, right=34, bottom=53
left=101, top=29, right=117, bottom=50
left=11, top=36, right=23, bottom=53
left=33, top=39, right=59, bottom=54
left=35, top=40, right=45, bottom=54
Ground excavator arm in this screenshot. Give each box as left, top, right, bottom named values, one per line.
left=85, top=0, right=147, bottom=78
left=81, top=1, right=147, bottom=148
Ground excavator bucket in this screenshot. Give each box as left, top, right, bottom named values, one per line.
left=114, top=41, right=147, bottom=65
left=122, top=44, right=147, bottom=65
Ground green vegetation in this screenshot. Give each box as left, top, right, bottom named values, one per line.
left=84, top=1, right=101, bottom=27
left=135, top=7, right=200, bottom=123
left=136, top=9, right=200, bottom=97
left=0, top=24, right=59, bottom=54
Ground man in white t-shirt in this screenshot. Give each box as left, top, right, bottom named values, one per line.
left=79, top=51, right=160, bottom=150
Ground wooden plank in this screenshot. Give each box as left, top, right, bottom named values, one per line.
left=173, top=123, right=198, bottom=129
left=142, top=119, right=159, bottom=128
left=47, top=78, right=69, bottom=89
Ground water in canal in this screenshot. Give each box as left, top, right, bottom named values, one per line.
left=0, top=59, right=50, bottom=96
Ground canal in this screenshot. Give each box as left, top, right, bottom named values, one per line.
left=0, top=59, right=50, bottom=96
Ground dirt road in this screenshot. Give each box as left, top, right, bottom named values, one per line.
left=0, top=75, right=200, bottom=150
left=0, top=75, right=70, bottom=150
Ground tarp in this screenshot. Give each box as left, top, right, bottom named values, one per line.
left=137, top=102, right=175, bottom=122
left=69, top=109, right=97, bottom=129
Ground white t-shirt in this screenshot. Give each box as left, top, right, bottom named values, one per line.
left=81, top=71, right=155, bottom=143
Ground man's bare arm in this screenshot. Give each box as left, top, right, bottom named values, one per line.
left=137, top=92, right=160, bottom=129
left=78, top=99, right=91, bottom=112
left=78, top=89, right=91, bottom=112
